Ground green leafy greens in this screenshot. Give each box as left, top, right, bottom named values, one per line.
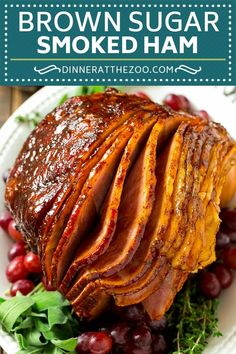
left=0, top=284, right=80, bottom=354
left=166, top=276, right=222, bottom=354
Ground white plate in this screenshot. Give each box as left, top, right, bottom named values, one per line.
left=0, top=86, right=236, bottom=354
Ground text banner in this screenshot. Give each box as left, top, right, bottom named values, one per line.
left=0, top=0, right=235, bottom=85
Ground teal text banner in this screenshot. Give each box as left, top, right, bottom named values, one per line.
left=0, top=0, right=235, bottom=85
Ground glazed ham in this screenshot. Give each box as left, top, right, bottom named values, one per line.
left=5, top=88, right=236, bottom=320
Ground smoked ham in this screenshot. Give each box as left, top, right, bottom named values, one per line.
left=59, top=115, right=157, bottom=293
left=5, top=89, right=236, bottom=321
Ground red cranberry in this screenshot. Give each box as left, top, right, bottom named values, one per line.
left=89, top=332, right=113, bottom=354
left=134, top=92, right=150, bottom=100
left=196, top=110, right=211, bottom=121
left=164, top=94, right=181, bottom=111
left=178, top=95, right=191, bottom=111
left=10, top=279, right=34, bottom=296
left=122, top=304, right=145, bottom=322
left=2, top=169, right=10, bottom=183
left=147, top=316, right=167, bottom=332
left=152, top=334, right=167, bottom=354
left=199, top=272, right=221, bottom=298
left=24, top=252, right=42, bottom=273
left=213, top=264, right=233, bottom=288
left=6, top=256, right=29, bottom=283
left=76, top=332, right=92, bottom=353
left=0, top=210, right=13, bottom=232
left=131, top=325, right=152, bottom=348
left=223, top=247, right=236, bottom=269
left=8, top=242, right=26, bottom=261
left=220, top=209, right=236, bottom=231
left=8, top=220, right=24, bottom=242
left=163, top=94, right=191, bottom=112
left=109, top=322, right=131, bottom=345
left=216, top=231, right=230, bottom=249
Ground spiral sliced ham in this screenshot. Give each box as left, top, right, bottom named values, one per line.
left=5, top=89, right=236, bottom=321
left=58, top=118, right=155, bottom=292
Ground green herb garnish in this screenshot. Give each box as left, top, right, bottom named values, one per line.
left=166, top=276, right=222, bottom=354
left=16, top=112, right=42, bottom=128
left=58, top=94, right=69, bottom=106
left=0, top=284, right=80, bottom=354
left=76, top=86, right=107, bottom=96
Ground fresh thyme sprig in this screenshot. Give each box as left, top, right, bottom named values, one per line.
left=167, top=276, right=222, bottom=354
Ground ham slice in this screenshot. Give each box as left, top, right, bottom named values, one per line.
left=183, top=127, right=216, bottom=271
left=74, top=289, right=110, bottom=320
left=174, top=126, right=231, bottom=271
left=161, top=123, right=205, bottom=262
left=66, top=121, right=160, bottom=301
left=197, top=143, right=235, bottom=268
left=66, top=119, right=188, bottom=308
left=143, top=269, right=188, bottom=320
left=95, top=118, right=186, bottom=293
left=59, top=114, right=158, bottom=293
left=41, top=123, right=129, bottom=281
left=183, top=127, right=224, bottom=271
left=41, top=97, right=165, bottom=281
left=109, top=123, right=192, bottom=307
left=50, top=127, right=133, bottom=286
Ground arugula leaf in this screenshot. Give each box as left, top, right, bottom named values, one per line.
left=15, top=333, right=28, bottom=350
left=34, top=318, right=50, bottom=333
left=51, top=338, right=77, bottom=351
left=17, top=347, right=43, bottom=354
left=24, top=328, right=48, bottom=347
left=44, top=346, right=65, bottom=354
left=48, top=308, right=68, bottom=329
left=42, top=323, right=74, bottom=342
left=30, top=311, right=47, bottom=319
left=0, top=285, right=79, bottom=354
left=0, top=296, right=34, bottom=332
left=13, top=317, right=33, bottom=331
left=32, top=291, right=69, bottom=312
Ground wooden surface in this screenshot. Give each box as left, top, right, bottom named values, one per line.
left=0, top=86, right=39, bottom=354
left=0, top=87, right=39, bottom=127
